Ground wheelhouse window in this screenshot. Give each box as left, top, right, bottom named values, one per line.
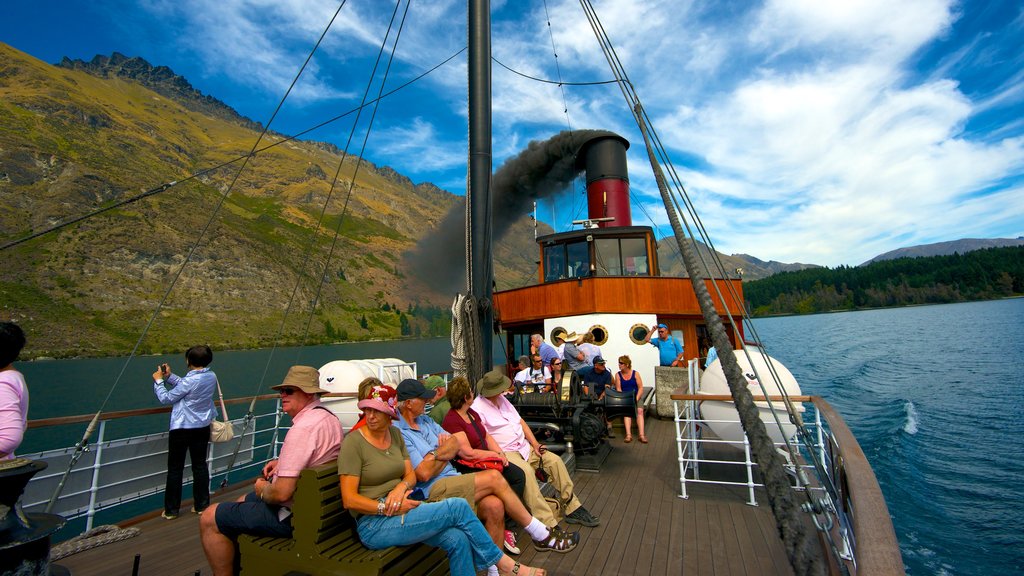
left=594, top=237, right=650, bottom=276
left=544, top=240, right=590, bottom=281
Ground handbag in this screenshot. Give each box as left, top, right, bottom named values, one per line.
left=210, top=378, right=235, bottom=443
left=453, top=455, right=505, bottom=471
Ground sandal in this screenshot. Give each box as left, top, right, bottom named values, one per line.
left=624, top=435, right=632, bottom=443
left=639, top=436, right=648, bottom=444
left=503, top=562, right=546, bottom=576
left=533, top=525, right=579, bottom=553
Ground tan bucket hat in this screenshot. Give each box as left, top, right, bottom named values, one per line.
left=271, top=365, right=328, bottom=394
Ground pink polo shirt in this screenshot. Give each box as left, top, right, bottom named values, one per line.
left=275, top=399, right=343, bottom=506
left=471, top=394, right=531, bottom=460
left=0, top=369, right=28, bottom=460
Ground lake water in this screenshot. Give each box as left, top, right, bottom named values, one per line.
left=751, top=299, right=1024, bottom=576
left=17, top=300, right=1024, bottom=574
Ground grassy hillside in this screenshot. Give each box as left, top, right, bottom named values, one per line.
left=0, top=44, right=538, bottom=358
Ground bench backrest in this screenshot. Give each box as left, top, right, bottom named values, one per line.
left=291, top=463, right=354, bottom=551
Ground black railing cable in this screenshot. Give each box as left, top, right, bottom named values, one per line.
left=577, top=1, right=839, bottom=573
left=0, top=45, right=465, bottom=254
left=45, top=0, right=352, bottom=511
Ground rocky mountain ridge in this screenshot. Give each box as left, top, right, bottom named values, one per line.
left=861, top=237, right=1024, bottom=265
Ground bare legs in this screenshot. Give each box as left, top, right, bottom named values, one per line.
left=472, top=469, right=537, bottom=530
left=199, top=504, right=234, bottom=576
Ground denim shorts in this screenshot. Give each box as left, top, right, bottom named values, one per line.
left=215, top=492, right=293, bottom=539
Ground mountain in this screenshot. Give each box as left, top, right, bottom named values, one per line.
left=0, top=44, right=543, bottom=357
left=0, top=43, right=842, bottom=358
left=861, top=238, right=1024, bottom=265
left=656, top=239, right=819, bottom=281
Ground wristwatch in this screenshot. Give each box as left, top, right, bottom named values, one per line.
left=427, top=450, right=438, bottom=460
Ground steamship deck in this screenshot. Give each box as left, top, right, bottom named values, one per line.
left=53, top=416, right=808, bottom=576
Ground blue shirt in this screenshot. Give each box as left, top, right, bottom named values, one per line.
left=153, top=367, right=217, bottom=430
left=396, top=414, right=459, bottom=498
left=537, top=342, right=559, bottom=367
left=576, top=365, right=612, bottom=396
left=651, top=336, right=683, bottom=366
left=705, top=346, right=718, bottom=366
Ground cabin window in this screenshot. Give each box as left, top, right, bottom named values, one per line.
left=621, top=238, right=648, bottom=275
left=594, top=237, right=650, bottom=276
left=543, top=244, right=567, bottom=281
left=594, top=238, right=621, bottom=275
left=566, top=240, right=590, bottom=278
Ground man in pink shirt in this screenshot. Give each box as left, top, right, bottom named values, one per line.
left=200, top=366, right=343, bottom=576
left=472, top=369, right=599, bottom=529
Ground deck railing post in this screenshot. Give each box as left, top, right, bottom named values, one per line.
left=742, top=432, right=757, bottom=506
left=84, top=419, right=107, bottom=530
left=271, top=399, right=283, bottom=460
left=816, top=406, right=825, bottom=477
left=674, top=399, right=688, bottom=499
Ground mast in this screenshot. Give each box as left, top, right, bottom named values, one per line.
left=467, top=0, right=493, bottom=373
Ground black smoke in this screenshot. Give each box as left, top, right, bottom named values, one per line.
left=405, top=129, right=617, bottom=293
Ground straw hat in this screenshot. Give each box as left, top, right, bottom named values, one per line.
left=271, top=366, right=328, bottom=394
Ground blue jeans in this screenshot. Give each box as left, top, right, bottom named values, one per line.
left=356, top=498, right=502, bottom=574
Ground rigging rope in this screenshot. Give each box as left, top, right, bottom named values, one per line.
left=576, top=0, right=837, bottom=573
left=44, top=0, right=353, bottom=511
left=0, top=45, right=466, bottom=253
left=228, top=0, right=413, bottom=481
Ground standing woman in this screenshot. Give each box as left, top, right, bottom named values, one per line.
left=614, top=355, right=647, bottom=444
left=152, top=344, right=217, bottom=518
left=0, top=322, right=28, bottom=460
left=339, top=385, right=545, bottom=576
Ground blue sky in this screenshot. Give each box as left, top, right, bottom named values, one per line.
left=3, top=0, right=1023, bottom=266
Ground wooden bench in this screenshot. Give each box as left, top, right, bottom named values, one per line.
left=238, top=464, right=449, bottom=576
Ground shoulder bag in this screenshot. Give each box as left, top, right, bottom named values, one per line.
left=210, top=377, right=235, bottom=443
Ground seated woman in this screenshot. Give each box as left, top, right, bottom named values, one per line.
left=339, top=385, right=548, bottom=576
left=349, top=376, right=385, bottom=433
left=442, top=376, right=528, bottom=554
left=614, top=355, right=647, bottom=444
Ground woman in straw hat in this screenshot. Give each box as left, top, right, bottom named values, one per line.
left=339, top=385, right=549, bottom=576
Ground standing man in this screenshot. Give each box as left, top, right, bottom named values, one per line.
left=643, top=323, right=685, bottom=367
left=200, top=366, right=342, bottom=576
left=560, top=332, right=589, bottom=372
left=152, top=344, right=217, bottom=519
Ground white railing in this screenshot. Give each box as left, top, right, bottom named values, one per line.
left=21, top=399, right=370, bottom=531
left=671, top=365, right=855, bottom=564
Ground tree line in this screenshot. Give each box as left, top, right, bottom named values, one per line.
left=743, top=246, right=1024, bottom=316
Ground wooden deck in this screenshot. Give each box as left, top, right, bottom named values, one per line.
left=54, top=417, right=806, bottom=576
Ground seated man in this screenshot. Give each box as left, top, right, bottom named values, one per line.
left=472, top=370, right=600, bottom=529
left=575, top=356, right=614, bottom=436
left=576, top=356, right=612, bottom=399
left=395, top=379, right=577, bottom=555
left=200, top=366, right=343, bottom=576
left=425, top=375, right=450, bottom=425
left=515, top=353, right=551, bottom=394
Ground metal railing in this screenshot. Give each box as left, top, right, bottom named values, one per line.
left=20, top=393, right=365, bottom=531
left=669, top=362, right=868, bottom=570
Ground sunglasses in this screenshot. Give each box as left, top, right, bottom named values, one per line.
left=278, top=387, right=298, bottom=396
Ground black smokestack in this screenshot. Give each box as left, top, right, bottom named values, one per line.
left=405, top=129, right=618, bottom=293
